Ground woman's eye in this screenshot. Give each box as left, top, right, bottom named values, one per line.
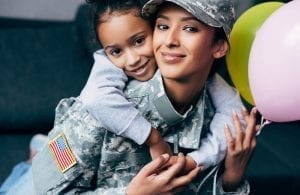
left=156, top=24, right=168, bottom=31
left=184, top=26, right=198, bottom=32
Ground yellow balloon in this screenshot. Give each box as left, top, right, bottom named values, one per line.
left=226, top=2, right=283, bottom=105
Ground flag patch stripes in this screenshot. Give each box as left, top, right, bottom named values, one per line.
left=49, top=133, right=77, bottom=173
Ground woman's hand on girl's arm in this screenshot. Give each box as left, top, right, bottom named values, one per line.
left=222, top=107, right=258, bottom=192
left=162, top=155, right=199, bottom=175
left=126, top=153, right=201, bottom=195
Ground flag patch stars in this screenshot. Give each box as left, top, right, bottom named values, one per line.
left=49, top=133, right=77, bottom=173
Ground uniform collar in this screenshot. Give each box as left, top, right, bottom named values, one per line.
left=152, top=73, right=194, bottom=126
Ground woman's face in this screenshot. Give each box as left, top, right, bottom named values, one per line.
left=98, top=10, right=157, bottom=81
left=153, top=4, right=223, bottom=82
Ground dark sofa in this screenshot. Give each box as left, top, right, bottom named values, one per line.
left=0, top=3, right=96, bottom=183
left=1, top=3, right=300, bottom=195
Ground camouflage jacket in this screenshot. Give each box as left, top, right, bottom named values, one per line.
left=32, top=72, right=249, bottom=195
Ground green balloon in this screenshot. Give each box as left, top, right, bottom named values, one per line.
left=226, top=2, right=283, bottom=105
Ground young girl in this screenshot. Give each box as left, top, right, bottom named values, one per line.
left=32, top=0, right=256, bottom=194
left=79, top=0, right=245, bottom=170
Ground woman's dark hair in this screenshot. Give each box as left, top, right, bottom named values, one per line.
left=209, top=27, right=229, bottom=77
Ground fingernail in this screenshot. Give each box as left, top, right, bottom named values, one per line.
left=178, top=152, right=184, bottom=157
left=232, top=110, right=238, bottom=116
left=162, top=153, right=170, bottom=160
left=252, top=107, right=257, bottom=114
left=242, top=106, right=247, bottom=112
left=251, top=107, right=258, bottom=114
left=224, top=123, right=229, bottom=129
left=195, top=166, right=203, bottom=173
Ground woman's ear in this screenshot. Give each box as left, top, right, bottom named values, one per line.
left=213, top=40, right=228, bottom=59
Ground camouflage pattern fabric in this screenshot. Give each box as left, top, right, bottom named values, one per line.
left=32, top=72, right=250, bottom=194
left=124, top=71, right=215, bottom=150
left=94, top=70, right=215, bottom=194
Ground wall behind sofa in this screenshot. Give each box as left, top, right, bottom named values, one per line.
left=0, top=0, right=256, bottom=21
left=0, top=0, right=85, bottom=20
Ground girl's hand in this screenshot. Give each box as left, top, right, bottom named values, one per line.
left=222, top=107, right=258, bottom=191
left=146, top=128, right=173, bottom=159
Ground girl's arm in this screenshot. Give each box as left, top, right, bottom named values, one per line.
left=79, top=49, right=152, bottom=145
left=79, top=50, right=172, bottom=158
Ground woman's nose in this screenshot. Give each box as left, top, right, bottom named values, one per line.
left=164, top=28, right=180, bottom=48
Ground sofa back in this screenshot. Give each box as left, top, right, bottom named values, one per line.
left=0, top=5, right=97, bottom=134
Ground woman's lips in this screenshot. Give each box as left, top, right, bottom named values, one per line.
left=160, top=52, right=185, bottom=64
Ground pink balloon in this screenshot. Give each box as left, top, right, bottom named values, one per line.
left=249, top=0, right=300, bottom=122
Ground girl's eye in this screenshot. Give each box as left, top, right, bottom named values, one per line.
left=110, top=48, right=121, bottom=56
left=156, top=24, right=168, bottom=31
left=134, top=37, right=145, bottom=46
left=184, top=26, right=198, bottom=32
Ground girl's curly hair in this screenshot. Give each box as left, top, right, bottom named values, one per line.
left=85, top=0, right=148, bottom=48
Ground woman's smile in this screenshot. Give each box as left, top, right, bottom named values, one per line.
left=160, top=51, right=186, bottom=64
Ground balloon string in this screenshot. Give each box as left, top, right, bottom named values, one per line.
left=256, top=116, right=271, bottom=136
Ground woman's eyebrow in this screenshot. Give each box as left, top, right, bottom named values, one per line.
left=181, top=16, right=198, bottom=22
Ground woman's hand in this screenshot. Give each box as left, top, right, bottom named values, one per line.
left=126, top=153, right=201, bottom=195
left=162, top=155, right=198, bottom=175
left=222, top=107, right=259, bottom=191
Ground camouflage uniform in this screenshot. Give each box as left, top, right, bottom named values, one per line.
left=32, top=71, right=249, bottom=194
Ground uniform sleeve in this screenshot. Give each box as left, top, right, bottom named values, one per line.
left=216, top=178, right=250, bottom=195
left=32, top=99, right=135, bottom=195
left=188, top=73, right=245, bottom=168
left=32, top=98, right=106, bottom=194
left=79, top=50, right=151, bottom=145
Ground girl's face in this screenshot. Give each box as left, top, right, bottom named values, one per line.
left=98, top=10, right=157, bottom=81
left=153, top=4, right=226, bottom=82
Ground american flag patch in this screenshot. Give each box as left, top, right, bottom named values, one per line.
left=49, top=133, right=77, bottom=173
